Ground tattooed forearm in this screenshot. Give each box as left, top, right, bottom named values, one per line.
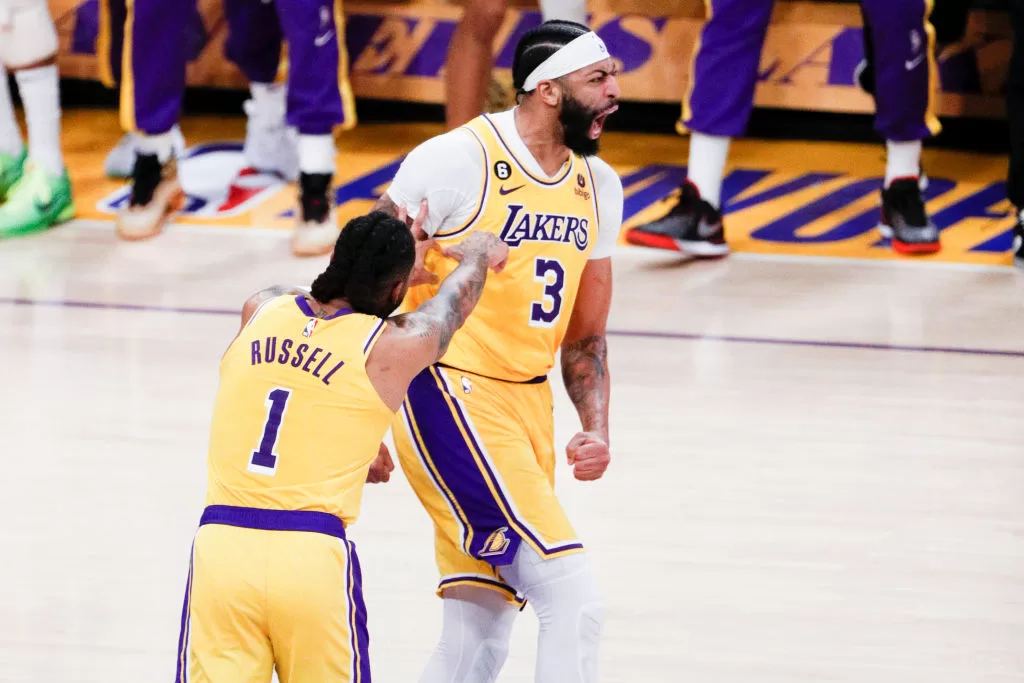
left=417, top=252, right=489, bottom=359
left=561, top=335, right=610, bottom=441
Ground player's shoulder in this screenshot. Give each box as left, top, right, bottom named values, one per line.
left=412, top=125, right=483, bottom=160
left=584, top=156, right=622, bottom=193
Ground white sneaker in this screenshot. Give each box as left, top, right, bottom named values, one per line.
left=105, top=126, right=186, bottom=179
left=242, top=98, right=299, bottom=182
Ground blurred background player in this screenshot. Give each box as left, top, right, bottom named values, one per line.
left=96, top=0, right=296, bottom=181
left=115, top=0, right=355, bottom=257
left=381, top=21, right=621, bottom=683
left=0, top=0, right=74, bottom=237
left=94, top=0, right=187, bottom=178
left=626, top=0, right=944, bottom=257
left=1009, top=0, right=1024, bottom=268
left=444, top=0, right=589, bottom=128
left=178, top=212, right=507, bottom=682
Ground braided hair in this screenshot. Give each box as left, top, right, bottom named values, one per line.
left=310, top=211, right=416, bottom=318
left=512, top=20, right=590, bottom=96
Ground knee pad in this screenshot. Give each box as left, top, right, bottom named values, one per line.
left=0, top=0, right=58, bottom=68
left=421, top=587, right=517, bottom=683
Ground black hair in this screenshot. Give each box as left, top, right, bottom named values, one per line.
left=512, top=20, right=590, bottom=95
left=310, top=211, right=415, bottom=317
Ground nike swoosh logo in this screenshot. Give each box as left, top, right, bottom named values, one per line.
left=34, top=196, right=55, bottom=214
left=314, top=31, right=334, bottom=47
left=905, top=54, right=924, bottom=70
left=499, top=185, right=524, bottom=196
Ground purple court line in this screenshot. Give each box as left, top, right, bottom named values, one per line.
left=2, top=296, right=1023, bottom=359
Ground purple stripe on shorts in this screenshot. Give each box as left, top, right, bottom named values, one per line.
left=199, top=505, right=347, bottom=539
left=174, top=541, right=194, bottom=683
left=401, top=404, right=473, bottom=553
left=347, top=541, right=372, bottom=683
left=404, top=369, right=523, bottom=565
left=432, top=368, right=584, bottom=557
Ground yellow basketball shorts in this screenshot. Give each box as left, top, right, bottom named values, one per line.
left=393, top=364, right=583, bottom=603
left=174, top=506, right=370, bottom=683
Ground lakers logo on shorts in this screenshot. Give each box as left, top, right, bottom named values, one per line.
left=479, top=527, right=512, bottom=557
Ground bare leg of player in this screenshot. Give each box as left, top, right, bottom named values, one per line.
left=444, top=0, right=588, bottom=129
left=444, top=0, right=509, bottom=129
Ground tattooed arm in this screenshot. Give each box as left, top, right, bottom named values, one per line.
left=240, top=285, right=310, bottom=329
left=560, top=257, right=613, bottom=481
left=366, top=232, right=509, bottom=411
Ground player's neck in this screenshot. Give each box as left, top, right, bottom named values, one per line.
left=513, top=106, right=570, bottom=177
left=305, top=295, right=352, bottom=319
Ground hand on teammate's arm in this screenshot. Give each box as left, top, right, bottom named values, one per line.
left=374, top=195, right=440, bottom=287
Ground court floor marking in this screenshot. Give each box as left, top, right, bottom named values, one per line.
left=58, top=220, right=1019, bottom=274
left=3, top=296, right=1021, bottom=359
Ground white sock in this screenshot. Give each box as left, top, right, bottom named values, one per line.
left=0, top=65, right=24, bottom=158
left=298, top=134, right=335, bottom=175
left=687, top=132, right=730, bottom=209
left=538, top=0, right=587, bottom=24
left=137, top=131, right=174, bottom=163
left=248, top=82, right=286, bottom=122
left=885, top=140, right=922, bottom=187
left=13, top=65, right=62, bottom=175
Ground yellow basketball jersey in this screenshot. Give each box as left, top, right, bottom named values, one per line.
left=402, top=114, right=602, bottom=382
left=205, top=295, right=393, bottom=525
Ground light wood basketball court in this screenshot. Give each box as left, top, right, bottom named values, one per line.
left=1, top=101, right=1022, bottom=681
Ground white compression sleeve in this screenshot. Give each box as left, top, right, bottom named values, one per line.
left=418, top=585, right=519, bottom=683
left=500, top=545, right=605, bottom=683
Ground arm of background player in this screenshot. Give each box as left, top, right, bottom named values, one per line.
left=365, top=233, right=508, bottom=411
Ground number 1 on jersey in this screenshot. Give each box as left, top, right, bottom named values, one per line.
left=249, top=387, right=291, bottom=476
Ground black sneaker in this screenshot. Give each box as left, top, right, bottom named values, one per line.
left=878, top=177, right=940, bottom=255
left=625, top=180, right=729, bottom=257
left=115, top=153, right=184, bottom=241
left=1013, top=210, right=1024, bottom=270
left=291, top=171, right=337, bottom=257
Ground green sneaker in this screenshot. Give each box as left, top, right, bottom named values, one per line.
left=0, top=149, right=27, bottom=201
left=0, top=162, right=75, bottom=238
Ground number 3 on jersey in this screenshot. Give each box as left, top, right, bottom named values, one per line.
left=248, top=387, right=291, bottom=475
left=530, top=258, right=565, bottom=327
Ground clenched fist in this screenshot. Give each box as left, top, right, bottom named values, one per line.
left=566, top=432, right=610, bottom=481
left=366, top=443, right=396, bottom=484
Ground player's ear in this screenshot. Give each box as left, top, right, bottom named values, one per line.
left=537, top=80, right=562, bottom=108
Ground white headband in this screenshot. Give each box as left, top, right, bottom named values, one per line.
left=522, top=32, right=610, bottom=92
